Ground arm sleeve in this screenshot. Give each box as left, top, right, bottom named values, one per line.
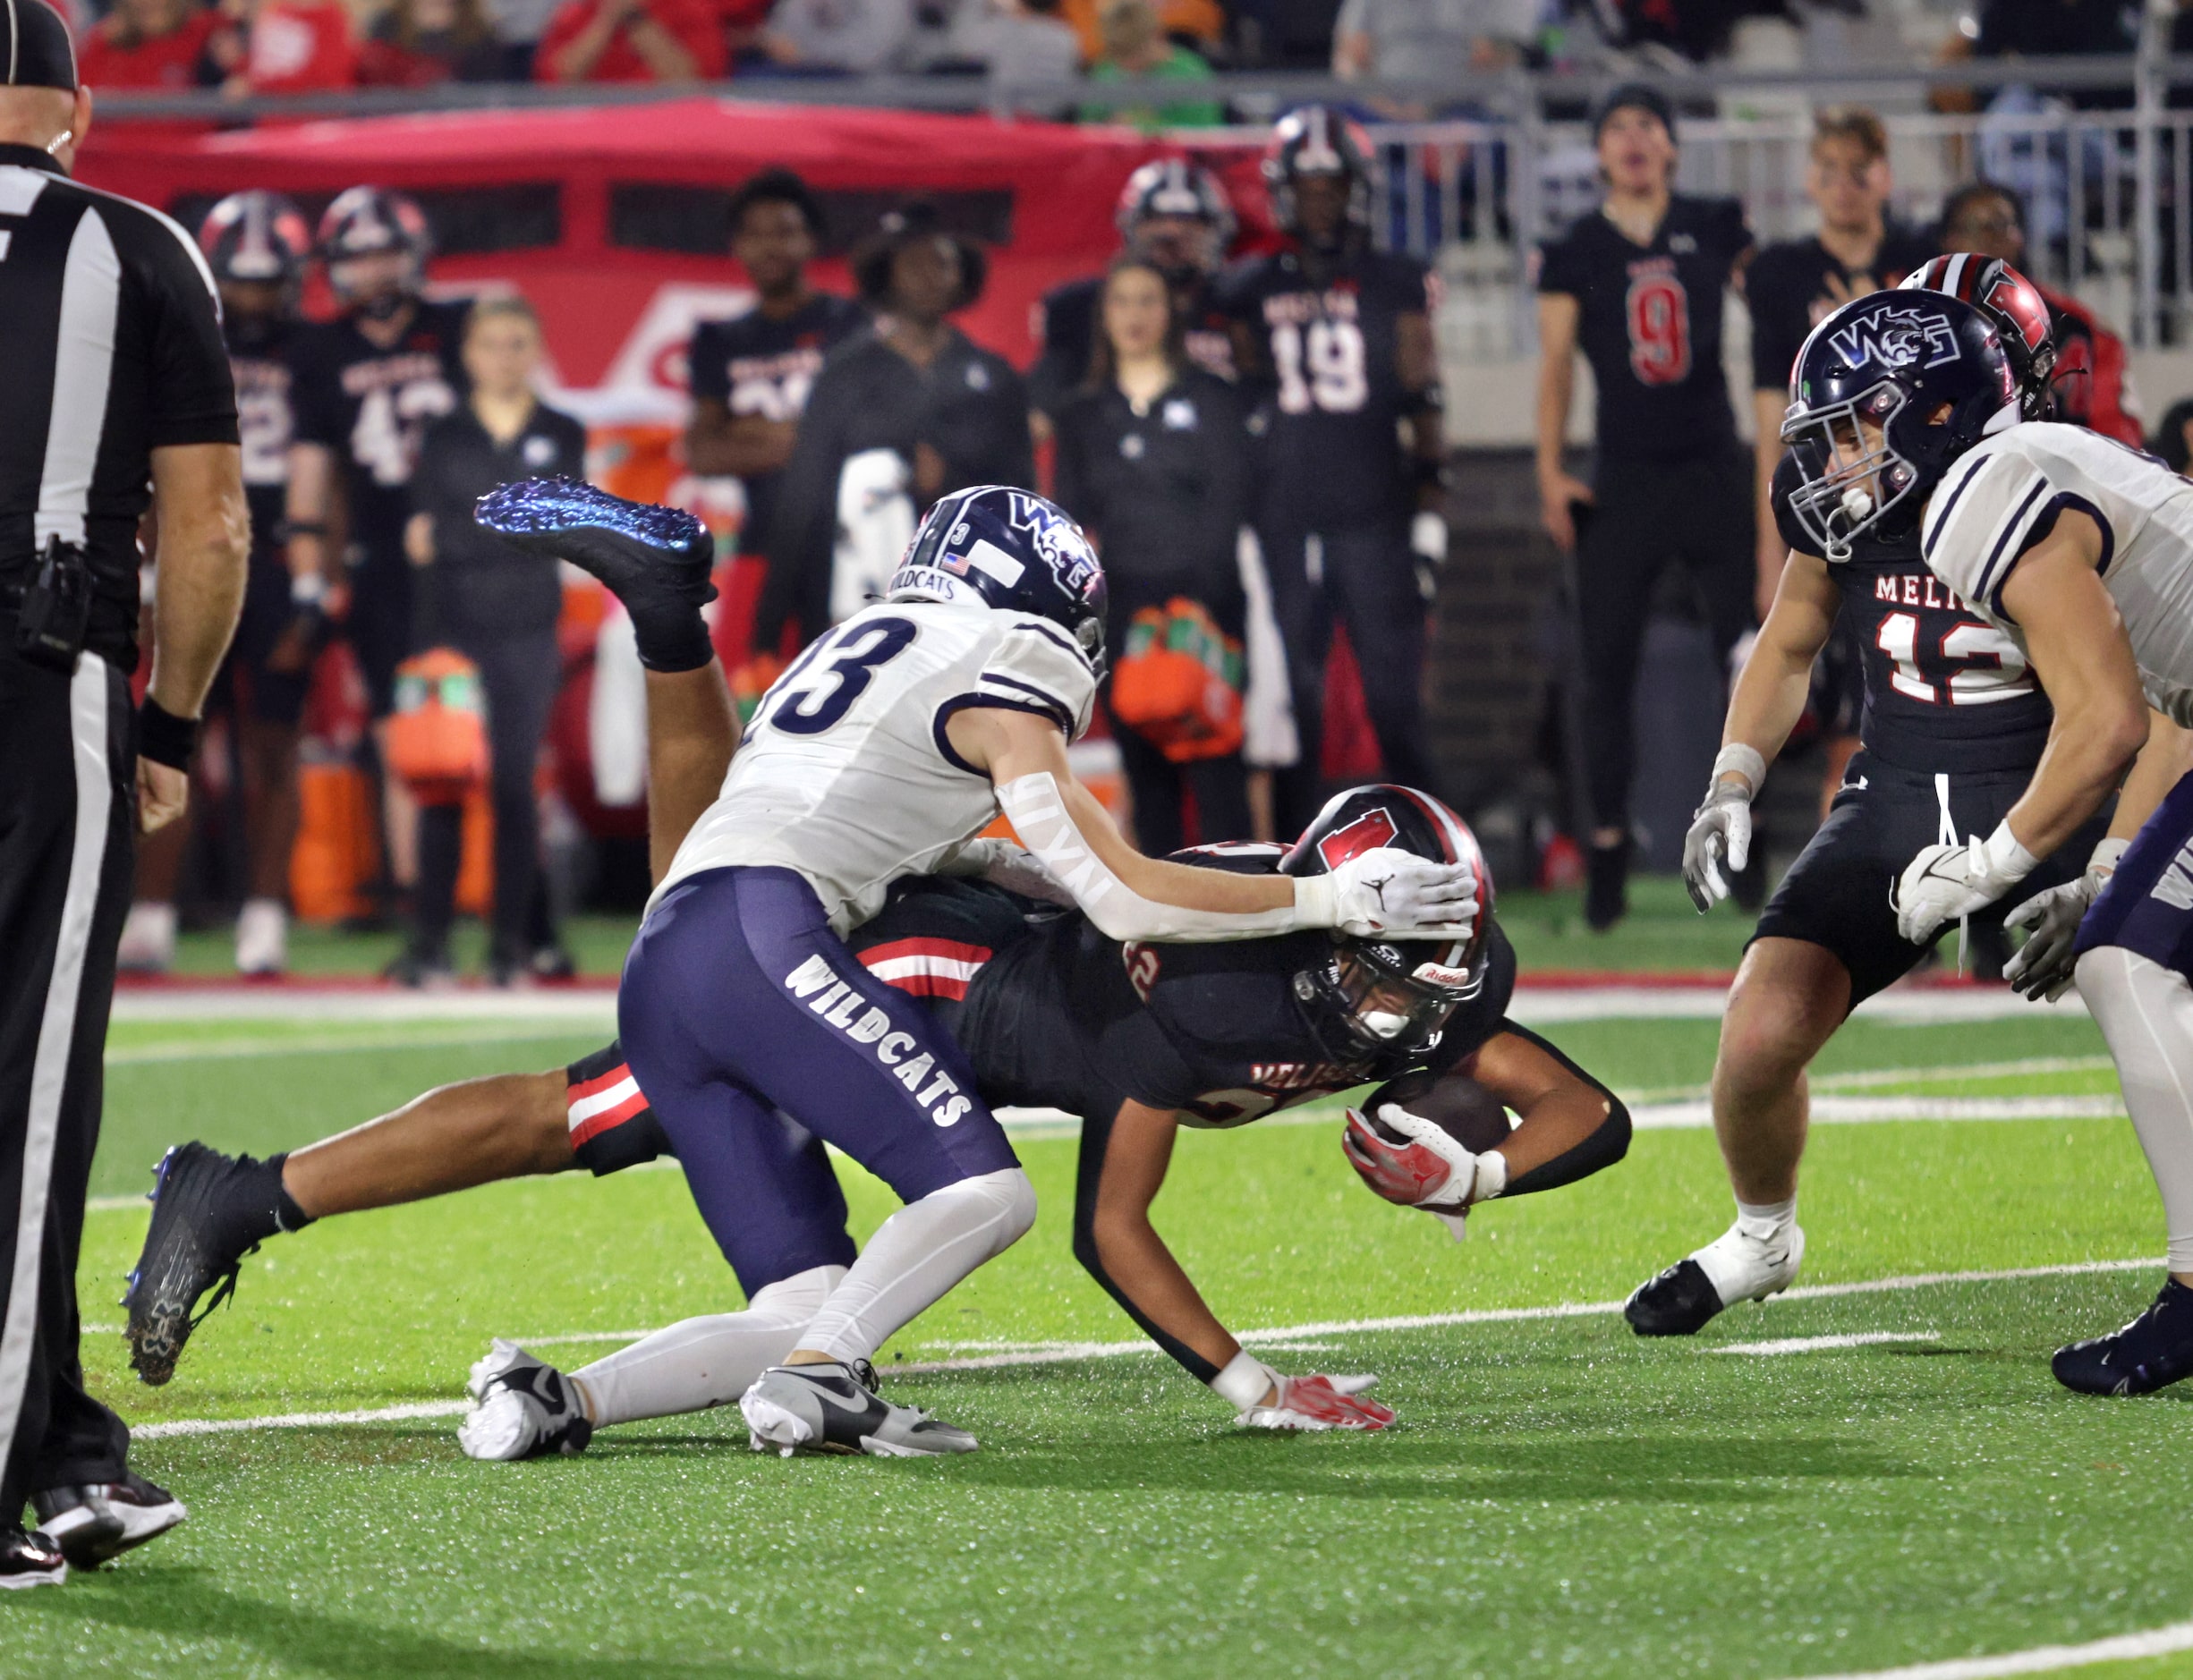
left=1919, top=443, right=2069, bottom=621
left=1491, top=1024, right=1633, bottom=1198
left=133, top=208, right=240, bottom=450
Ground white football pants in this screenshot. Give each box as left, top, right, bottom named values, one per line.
left=2075, top=946, right=2193, bottom=1273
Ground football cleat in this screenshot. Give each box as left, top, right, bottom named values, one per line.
left=739, top=1360, right=976, bottom=1458
left=124, top=1143, right=263, bottom=1385
left=31, top=1474, right=187, bottom=1568
left=0, top=1528, right=66, bottom=1591
left=458, top=1339, right=595, bottom=1461
left=1626, top=1218, right=1806, bottom=1336
left=473, top=479, right=715, bottom=612
left=2053, top=1278, right=2193, bottom=1396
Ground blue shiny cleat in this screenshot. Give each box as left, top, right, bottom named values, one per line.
left=2053, top=1277, right=2193, bottom=1396
left=475, top=479, right=717, bottom=670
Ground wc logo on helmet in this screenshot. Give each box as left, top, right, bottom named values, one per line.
left=1827, top=304, right=1959, bottom=374
left=1316, top=808, right=1398, bottom=870
left=1007, top=493, right=1101, bottom=598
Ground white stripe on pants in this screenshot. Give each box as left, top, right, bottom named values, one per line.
left=0, top=657, right=113, bottom=1490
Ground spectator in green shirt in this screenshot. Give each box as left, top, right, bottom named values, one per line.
left=1079, top=0, right=1222, bottom=131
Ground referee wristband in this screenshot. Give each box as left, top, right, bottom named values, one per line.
left=137, top=697, right=199, bottom=771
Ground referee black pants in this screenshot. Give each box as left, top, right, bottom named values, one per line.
left=1260, top=516, right=1437, bottom=837
left=0, top=647, right=134, bottom=1523
left=1574, top=446, right=1754, bottom=836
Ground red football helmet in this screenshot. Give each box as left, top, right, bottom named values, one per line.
left=1900, top=253, right=2057, bottom=420
left=1281, top=785, right=1494, bottom=1058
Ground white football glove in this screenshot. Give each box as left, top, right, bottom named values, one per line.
left=1893, top=822, right=2039, bottom=946
left=2003, top=837, right=2129, bottom=1002
left=1325, top=846, right=1479, bottom=939
left=1682, top=744, right=1764, bottom=913
left=1340, top=1103, right=1507, bottom=1210
left=1211, top=1353, right=1396, bottom=1431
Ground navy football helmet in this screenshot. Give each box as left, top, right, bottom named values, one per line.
left=1262, top=106, right=1373, bottom=238
left=1281, top=785, right=1494, bottom=1060
left=888, top=486, right=1109, bottom=675
left=1900, top=253, right=2058, bottom=421
left=1780, top=290, right=2020, bottom=561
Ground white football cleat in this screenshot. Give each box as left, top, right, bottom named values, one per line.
left=458, top=1339, right=593, bottom=1461
left=1626, top=1216, right=1805, bottom=1336
left=118, top=902, right=177, bottom=975
left=739, top=1361, right=977, bottom=1457
left=234, top=898, right=288, bottom=977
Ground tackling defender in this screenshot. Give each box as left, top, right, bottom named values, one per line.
left=1628, top=259, right=2109, bottom=1336
left=161, top=477, right=1471, bottom=1457
left=1777, top=284, right=2193, bottom=1393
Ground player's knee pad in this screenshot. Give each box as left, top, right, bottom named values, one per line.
left=747, top=1262, right=849, bottom=1325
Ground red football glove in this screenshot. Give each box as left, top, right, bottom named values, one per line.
left=1237, top=1372, right=1396, bottom=1432
left=1342, top=1103, right=1503, bottom=1209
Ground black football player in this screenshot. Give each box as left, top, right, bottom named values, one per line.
left=1628, top=259, right=2110, bottom=1339
left=127, top=780, right=1629, bottom=1444
left=285, top=186, right=467, bottom=729
left=1027, top=157, right=1239, bottom=423
left=1220, top=106, right=1448, bottom=836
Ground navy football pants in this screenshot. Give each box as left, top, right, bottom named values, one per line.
left=2078, top=769, right=2193, bottom=975
left=617, top=865, right=1020, bottom=1298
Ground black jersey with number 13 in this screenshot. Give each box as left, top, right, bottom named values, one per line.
left=1535, top=196, right=1752, bottom=462
left=1219, top=246, right=1432, bottom=526
left=1771, top=454, right=2051, bottom=774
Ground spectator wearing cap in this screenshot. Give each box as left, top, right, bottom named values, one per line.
left=1078, top=0, right=1221, bottom=131
left=1534, top=82, right=1755, bottom=930
left=1938, top=179, right=2144, bottom=446
left=537, top=0, right=724, bottom=81
left=76, top=0, right=220, bottom=89
left=757, top=0, right=914, bottom=72
left=763, top=204, right=1033, bottom=641
left=359, top=0, right=506, bottom=84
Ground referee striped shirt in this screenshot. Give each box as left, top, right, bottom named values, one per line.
left=0, top=142, right=237, bottom=667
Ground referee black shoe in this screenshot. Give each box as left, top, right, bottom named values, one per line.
left=32, top=1474, right=187, bottom=1568
left=474, top=478, right=716, bottom=670
left=124, top=1143, right=270, bottom=1384
left=0, top=1528, right=66, bottom=1591
left=2054, top=1278, right=2193, bottom=1396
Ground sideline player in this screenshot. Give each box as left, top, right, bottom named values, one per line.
left=1625, top=261, right=2108, bottom=1336
left=284, top=187, right=465, bottom=956
left=684, top=170, right=868, bottom=661
left=128, top=786, right=1628, bottom=1450
left=488, top=477, right=1472, bottom=1455
left=1221, top=106, right=1446, bottom=836
left=120, top=191, right=321, bottom=978
left=1778, top=285, right=2193, bottom=1392
left=1534, top=83, right=1757, bottom=929
left=1027, top=157, right=1238, bottom=424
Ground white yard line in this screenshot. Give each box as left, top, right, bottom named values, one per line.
left=1713, top=1332, right=1942, bottom=1356
left=1629, top=1056, right=2118, bottom=1105
left=106, top=1025, right=600, bottom=1065
left=1508, top=987, right=2090, bottom=1026
left=1633, top=1095, right=2127, bottom=1130
left=1793, top=1618, right=2193, bottom=1679
left=137, top=1401, right=471, bottom=1439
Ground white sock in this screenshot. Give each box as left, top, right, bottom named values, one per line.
left=1734, top=1197, right=1798, bottom=1241
left=2075, top=946, right=2193, bottom=1273
left=570, top=1264, right=845, bottom=1427
left=795, top=1167, right=1037, bottom=1366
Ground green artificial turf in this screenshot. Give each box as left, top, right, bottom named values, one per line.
left=13, top=1010, right=2193, bottom=1676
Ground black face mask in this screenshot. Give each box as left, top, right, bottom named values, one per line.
left=353, top=290, right=413, bottom=324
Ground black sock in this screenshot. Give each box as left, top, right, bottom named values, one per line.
left=628, top=607, right=712, bottom=675
left=226, top=1152, right=314, bottom=1248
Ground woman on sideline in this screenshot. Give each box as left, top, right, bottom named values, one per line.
left=396, top=296, right=588, bottom=987
left=1052, top=255, right=1252, bottom=853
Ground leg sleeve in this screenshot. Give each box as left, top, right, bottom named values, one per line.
left=2072, top=947, right=2193, bottom=1273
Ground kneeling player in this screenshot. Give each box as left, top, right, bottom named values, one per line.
left=1628, top=259, right=2110, bottom=1336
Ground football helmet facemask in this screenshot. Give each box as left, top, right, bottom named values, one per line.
left=1280, top=785, right=1493, bottom=1060
left=1780, top=290, right=2020, bottom=561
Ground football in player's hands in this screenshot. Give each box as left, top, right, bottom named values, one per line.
left=1341, top=1072, right=1511, bottom=1210
left=1361, top=1070, right=1513, bottom=1154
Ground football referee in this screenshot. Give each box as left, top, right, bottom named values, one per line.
left=0, top=3, right=248, bottom=1588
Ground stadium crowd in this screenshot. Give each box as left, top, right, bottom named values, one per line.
left=113, top=71, right=2172, bottom=983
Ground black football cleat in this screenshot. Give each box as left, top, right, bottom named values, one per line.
left=1626, top=1219, right=1805, bottom=1336
left=0, top=1527, right=67, bottom=1590
left=124, top=1143, right=261, bottom=1385
left=1626, top=1259, right=1728, bottom=1336
left=2053, top=1278, right=2193, bottom=1396
left=32, top=1474, right=187, bottom=1568
left=473, top=479, right=715, bottom=615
